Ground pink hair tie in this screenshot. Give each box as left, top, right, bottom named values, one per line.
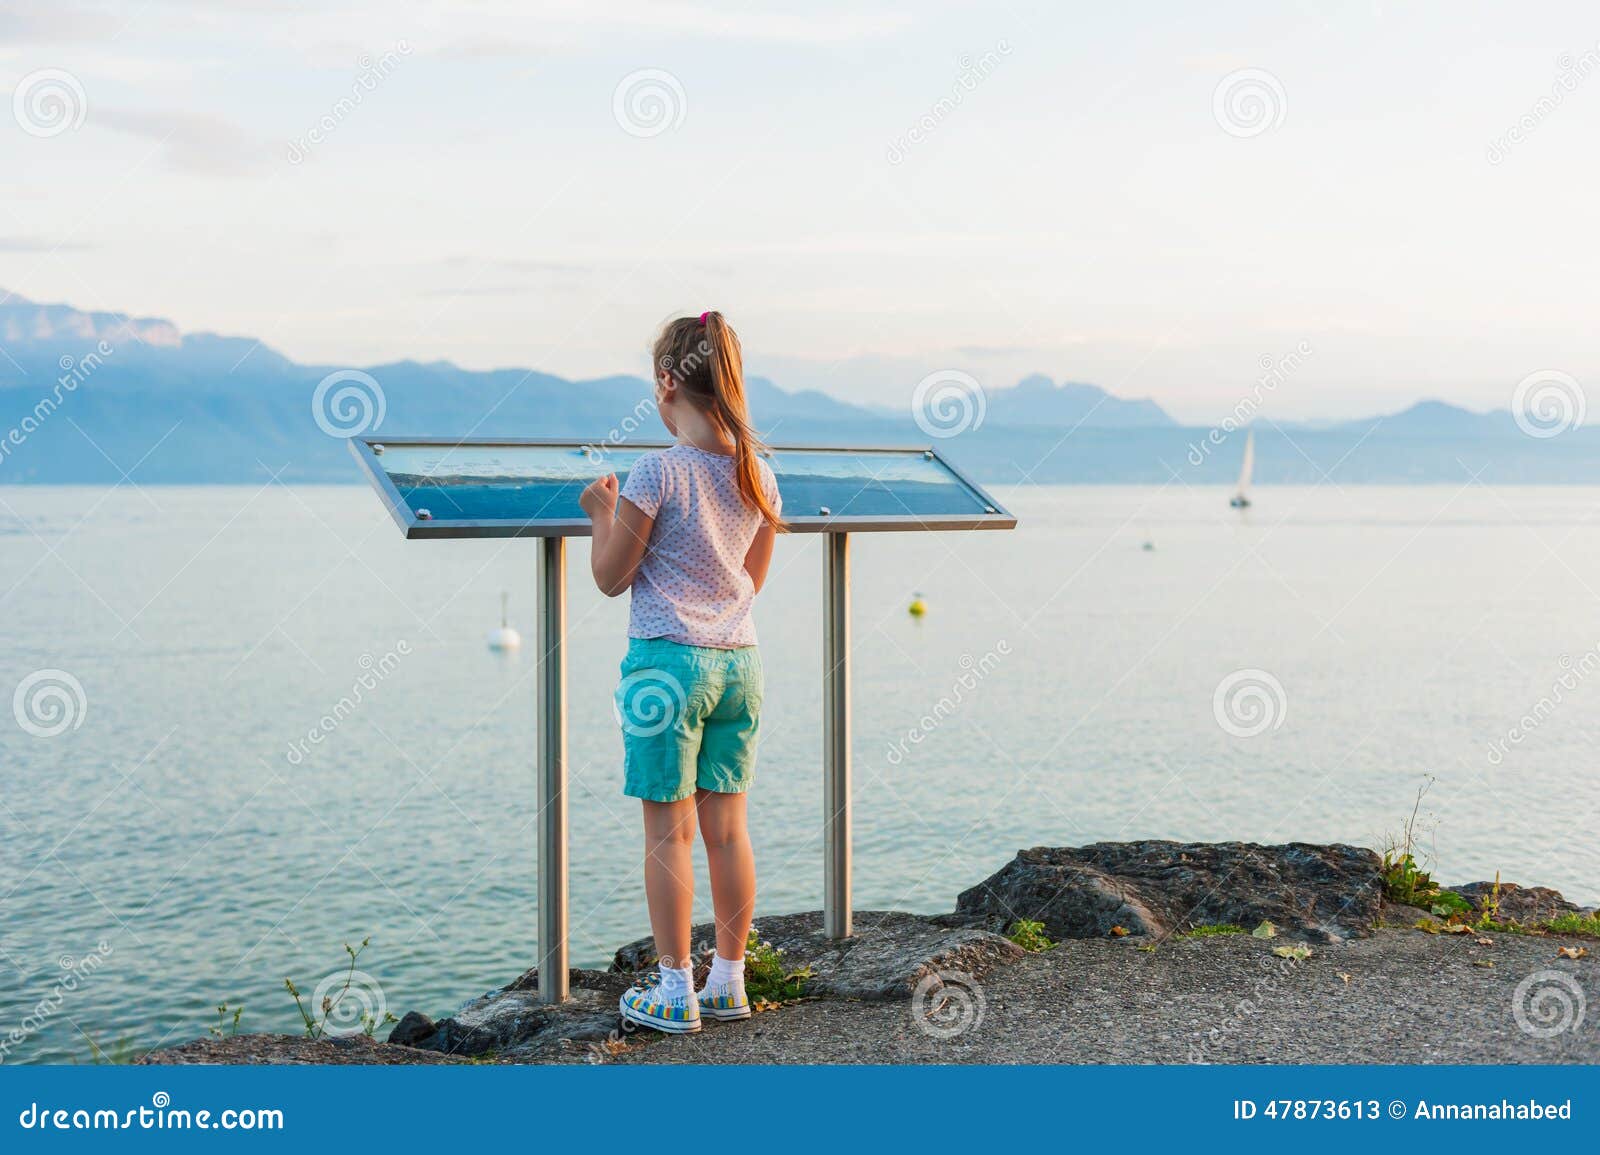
left=697, top=311, right=710, bottom=326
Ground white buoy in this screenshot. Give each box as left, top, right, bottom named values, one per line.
left=487, top=591, right=522, bottom=651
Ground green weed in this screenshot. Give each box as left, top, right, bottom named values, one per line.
left=1006, top=919, right=1058, bottom=951
left=208, top=1002, right=244, bottom=1039
left=1380, top=776, right=1443, bottom=906
left=75, top=1031, right=139, bottom=1065
left=285, top=937, right=397, bottom=1040
left=741, top=929, right=811, bottom=1003
left=1179, top=924, right=1246, bottom=939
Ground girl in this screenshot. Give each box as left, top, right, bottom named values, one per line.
left=578, top=311, right=783, bottom=1033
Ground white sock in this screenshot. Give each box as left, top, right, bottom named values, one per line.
left=657, top=965, right=693, bottom=1000
left=706, top=953, right=745, bottom=990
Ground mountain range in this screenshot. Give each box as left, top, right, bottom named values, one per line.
left=0, top=291, right=1591, bottom=485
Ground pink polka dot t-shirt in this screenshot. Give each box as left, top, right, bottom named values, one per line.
left=619, top=444, right=781, bottom=648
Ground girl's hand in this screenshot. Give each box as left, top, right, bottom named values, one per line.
left=579, top=474, right=619, bottom=520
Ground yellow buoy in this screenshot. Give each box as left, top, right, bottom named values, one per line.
left=908, top=594, right=927, bottom=618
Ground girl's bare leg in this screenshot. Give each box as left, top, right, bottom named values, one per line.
left=696, top=789, right=755, bottom=959
left=641, top=798, right=698, bottom=968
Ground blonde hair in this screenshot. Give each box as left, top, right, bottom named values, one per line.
left=653, top=312, right=784, bottom=530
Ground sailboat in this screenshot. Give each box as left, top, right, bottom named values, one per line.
left=1229, top=428, right=1254, bottom=509
left=486, top=591, right=522, bottom=651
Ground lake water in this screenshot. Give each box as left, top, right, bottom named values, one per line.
left=1, top=483, right=1597, bottom=1063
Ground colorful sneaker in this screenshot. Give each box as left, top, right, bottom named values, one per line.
left=698, top=981, right=752, bottom=1022
left=619, top=975, right=701, bottom=1034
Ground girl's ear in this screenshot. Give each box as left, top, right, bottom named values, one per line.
left=656, top=371, right=675, bottom=396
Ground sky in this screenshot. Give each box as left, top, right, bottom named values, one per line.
left=3, top=0, right=1599, bottom=424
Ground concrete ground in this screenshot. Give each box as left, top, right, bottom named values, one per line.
left=605, top=928, right=1596, bottom=1065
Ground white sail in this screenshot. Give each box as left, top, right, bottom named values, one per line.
left=1234, top=428, right=1254, bottom=498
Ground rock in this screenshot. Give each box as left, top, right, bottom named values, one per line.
left=612, top=910, right=1025, bottom=1000
left=139, top=843, right=1590, bottom=1067
left=394, top=969, right=625, bottom=1059
left=1447, top=881, right=1579, bottom=924
left=140, top=1033, right=466, bottom=1065
left=387, top=1011, right=440, bottom=1049
left=505, top=966, right=633, bottom=999
left=950, top=841, right=1384, bottom=943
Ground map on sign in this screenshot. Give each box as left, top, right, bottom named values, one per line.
left=349, top=439, right=1014, bottom=538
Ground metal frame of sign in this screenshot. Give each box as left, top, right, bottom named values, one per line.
left=348, top=434, right=1017, bottom=1003
left=348, top=436, right=1016, bottom=539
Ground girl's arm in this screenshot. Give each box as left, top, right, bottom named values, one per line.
left=743, top=522, right=777, bottom=593
left=580, top=476, right=654, bottom=597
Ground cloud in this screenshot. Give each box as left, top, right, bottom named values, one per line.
left=435, top=37, right=555, bottom=61
left=956, top=344, right=1045, bottom=358
left=0, top=2, right=118, bottom=43
left=94, top=106, right=261, bottom=175
left=434, top=255, right=586, bottom=275
left=0, top=237, right=95, bottom=253
left=418, top=285, right=543, bottom=298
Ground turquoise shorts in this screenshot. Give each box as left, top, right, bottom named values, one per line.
left=615, top=638, right=764, bottom=803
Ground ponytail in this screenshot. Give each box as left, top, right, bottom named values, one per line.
left=654, top=311, right=785, bottom=531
